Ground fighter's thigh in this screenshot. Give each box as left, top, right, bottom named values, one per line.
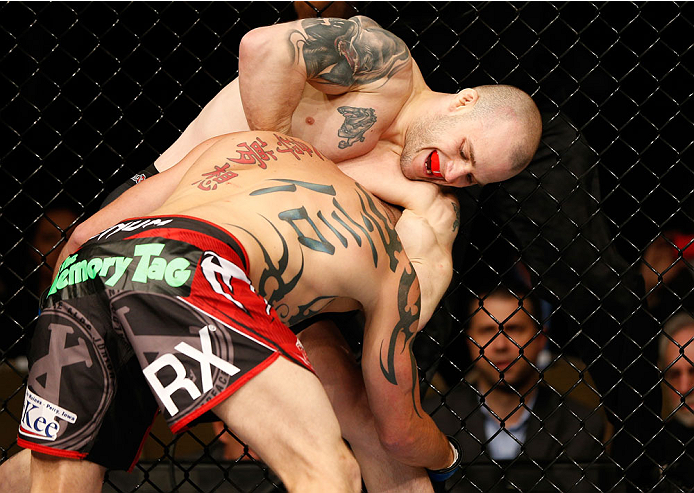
left=213, top=356, right=349, bottom=473
left=297, top=320, right=371, bottom=437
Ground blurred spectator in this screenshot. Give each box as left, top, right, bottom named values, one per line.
left=653, top=312, right=694, bottom=490
left=425, top=277, right=606, bottom=492
left=1, top=205, right=79, bottom=359
left=641, top=231, right=694, bottom=324
left=26, top=206, right=80, bottom=296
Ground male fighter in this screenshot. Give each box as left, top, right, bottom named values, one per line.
left=18, top=131, right=462, bottom=493
left=3, top=16, right=541, bottom=493
left=92, top=16, right=541, bottom=217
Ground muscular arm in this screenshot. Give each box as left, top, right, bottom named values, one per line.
left=360, top=259, right=453, bottom=470
left=396, top=191, right=459, bottom=326
left=341, top=145, right=460, bottom=323
left=239, top=16, right=411, bottom=133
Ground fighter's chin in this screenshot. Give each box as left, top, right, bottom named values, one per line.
left=399, top=159, right=421, bottom=181
left=401, top=159, right=440, bottom=184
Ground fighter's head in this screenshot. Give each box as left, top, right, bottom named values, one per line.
left=400, top=85, right=542, bottom=187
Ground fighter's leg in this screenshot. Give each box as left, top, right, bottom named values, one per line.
left=213, top=355, right=361, bottom=493
left=299, top=320, right=434, bottom=493
left=0, top=449, right=31, bottom=493
left=30, top=452, right=105, bottom=493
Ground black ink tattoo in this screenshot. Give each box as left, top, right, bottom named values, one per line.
left=337, top=106, right=377, bottom=149
left=233, top=219, right=303, bottom=312
left=355, top=183, right=401, bottom=272
left=291, top=17, right=410, bottom=88
left=379, top=263, right=422, bottom=416
left=452, top=202, right=460, bottom=232
left=248, top=179, right=400, bottom=269
left=279, top=206, right=335, bottom=255
left=331, top=198, right=378, bottom=266
left=287, top=295, right=338, bottom=326
left=251, top=179, right=336, bottom=196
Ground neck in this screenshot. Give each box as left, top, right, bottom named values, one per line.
left=380, top=64, right=439, bottom=146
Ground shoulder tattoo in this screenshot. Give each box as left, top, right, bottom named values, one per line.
left=290, top=17, right=410, bottom=88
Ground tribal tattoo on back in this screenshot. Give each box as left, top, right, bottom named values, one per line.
left=230, top=179, right=404, bottom=326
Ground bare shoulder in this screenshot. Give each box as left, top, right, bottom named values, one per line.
left=292, top=16, right=412, bottom=91
left=349, top=15, right=382, bottom=28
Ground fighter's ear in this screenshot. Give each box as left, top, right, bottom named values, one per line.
left=450, top=88, right=479, bottom=112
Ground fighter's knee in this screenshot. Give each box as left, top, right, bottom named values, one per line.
left=284, top=444, right=361, bottom=493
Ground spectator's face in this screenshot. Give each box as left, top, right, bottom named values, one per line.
left=467, top=295, right=545, bottom=391
left=399, top=112, right=521, bottom=188
left=663, top=326, right=694, bottom=427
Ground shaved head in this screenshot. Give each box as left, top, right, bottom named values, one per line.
left=470, top=85, right=542, bottom=173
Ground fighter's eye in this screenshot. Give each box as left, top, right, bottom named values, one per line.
left=467, top=174, right=476, bottom=185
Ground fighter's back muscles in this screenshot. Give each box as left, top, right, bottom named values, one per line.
left=152, top=131, right=454, bottom=469
left=152, top=132, right=411, bottom=325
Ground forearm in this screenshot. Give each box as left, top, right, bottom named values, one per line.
left=365, top=362, right=453, bottom=470
left=363, top=317, right=453, bottom=469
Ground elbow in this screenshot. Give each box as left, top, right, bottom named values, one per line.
left=67, top=222, right=93, bottom=254
left=239, top=28, right=264, bottom=68
left=239, top=26, right=276, bottom=68
left=374, top=417, right=418, bottom=461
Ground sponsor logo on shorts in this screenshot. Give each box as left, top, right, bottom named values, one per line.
left=131, top=173, right=147, bottom=184
left=48, top=243, right=192, bottom=296
left=143, top=325, right=241, bottom=416
left=19, top=389, right=77, bottom=441
left=200, top=251, right=259, bottom=314
left=96, top=218, right=173, bottom=241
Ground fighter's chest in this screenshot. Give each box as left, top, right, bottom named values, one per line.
left=290, top=87, right=401, bottom=162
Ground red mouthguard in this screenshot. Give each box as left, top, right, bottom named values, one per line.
left=431, top=151, right=442, bottom=177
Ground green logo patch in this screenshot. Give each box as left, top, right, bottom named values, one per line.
left=48, top=243, right=192, bottom=296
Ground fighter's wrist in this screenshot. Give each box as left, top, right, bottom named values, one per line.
left=427, top=436, right=462, bottom=482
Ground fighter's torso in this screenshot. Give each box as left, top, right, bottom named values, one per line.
left=151, top=131, right=402, bottom=327
left=289, top=79, right=410, bottom=163
left=155, top=61, right=418, bottom=174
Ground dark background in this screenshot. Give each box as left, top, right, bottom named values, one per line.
left=1, top=2, right=693, bottom=491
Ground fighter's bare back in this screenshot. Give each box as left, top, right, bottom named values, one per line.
left=150, top=131, right=407, bottom=328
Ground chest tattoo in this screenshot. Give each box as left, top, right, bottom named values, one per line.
left=337, top=106, right=377, bottom=149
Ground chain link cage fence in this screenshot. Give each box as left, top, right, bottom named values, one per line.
left=1, top=1, right=693, bottom=492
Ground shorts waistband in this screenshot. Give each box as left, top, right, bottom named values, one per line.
left=90, top=215, right=250, bottom=272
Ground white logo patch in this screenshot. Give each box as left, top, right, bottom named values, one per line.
left=143, top=325, right=241, bottom=416
left=19, top=388, right=77, bottom=441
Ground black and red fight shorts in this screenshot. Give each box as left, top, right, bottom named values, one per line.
left=18, top=215, right=313, bottom=470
